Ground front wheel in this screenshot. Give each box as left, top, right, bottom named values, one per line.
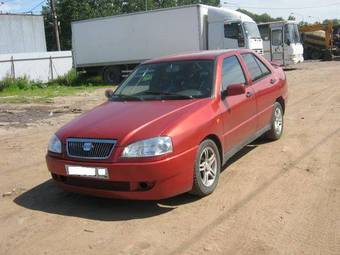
left=190, top=139, right=221, bottom=197
left=266, top=102, right=284, bottom=140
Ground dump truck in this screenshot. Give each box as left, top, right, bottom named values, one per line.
left=72, top=4, right=263, bottom=83
left=300, top=22, right=340, bottom=60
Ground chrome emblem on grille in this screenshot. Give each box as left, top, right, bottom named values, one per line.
left=83, top=142, right=93, bottom=152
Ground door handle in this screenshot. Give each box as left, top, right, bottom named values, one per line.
left=246, top=91, right=253, bottom=98
left=270, top=78, right=277, bottom=84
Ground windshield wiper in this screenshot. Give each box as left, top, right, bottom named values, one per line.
left=138, top=91, right=194, bottom=99
left=111, top=94, right=143, bottom=101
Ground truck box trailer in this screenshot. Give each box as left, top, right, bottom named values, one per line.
left=72, top=4, right=263, bottom=83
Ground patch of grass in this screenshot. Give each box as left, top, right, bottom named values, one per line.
left=0, top=70, right=112, bottom=104
left=0, top=85, right=102, bottom=104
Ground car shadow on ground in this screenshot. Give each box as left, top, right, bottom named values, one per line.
left=14, top=139, right=263, bottom=221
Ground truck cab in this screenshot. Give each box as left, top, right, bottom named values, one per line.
left=207, top=7, right=263, bottom=55
left=258, top=21, right=304, bottom=66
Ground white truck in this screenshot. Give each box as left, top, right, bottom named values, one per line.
left=258, top=21, right=304, bottom=66
left=72, top=4, right=263, bottom=83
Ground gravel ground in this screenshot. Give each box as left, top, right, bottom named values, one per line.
left=0, top=61, right=339, bottom=255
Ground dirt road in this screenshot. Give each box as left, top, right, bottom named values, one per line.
left=0, top=61, right=339, bottom=255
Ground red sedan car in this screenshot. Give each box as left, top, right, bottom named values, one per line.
left=46, top=49, right=287, bottom=200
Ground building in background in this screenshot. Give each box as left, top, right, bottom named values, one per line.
left=0, top=13, right=47, bottom=54
left=0, top=13, right=73, bottom=82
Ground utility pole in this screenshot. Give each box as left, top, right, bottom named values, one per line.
left=145, top=0, right=148, bottom=11
left=50, top=0, right=61, bottom=51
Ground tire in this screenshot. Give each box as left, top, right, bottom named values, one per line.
left=266, top=102, right=284, bottom=140
left=102, top=66, right=121, bottom=84
left=190, top=139, right=221, bottom=197
left=311, top=50, right=321, bottom=60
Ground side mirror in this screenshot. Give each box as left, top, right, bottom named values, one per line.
left=105, top=89, right=114, bottom=99
left=222, top=83, right=246, bottom=99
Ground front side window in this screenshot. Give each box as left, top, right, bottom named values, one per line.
left=224, top=22, right=243, bottom=39
left=113, top=60, right=214, bottom=100
left=241, top=53, right=271, bottom=82
left=221, top=56, right=246, bottom=91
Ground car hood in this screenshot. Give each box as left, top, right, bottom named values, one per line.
left=56, top=99, right=207, bottom=146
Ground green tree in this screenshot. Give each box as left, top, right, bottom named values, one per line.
left=288, top=15, right=296, bottom=21
left=236, top=8, right=283, bottom=23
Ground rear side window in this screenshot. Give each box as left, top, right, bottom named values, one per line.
left=255, top=57, right=271, bottom=76
left=241, top=53, right=271, bottom=82
left=222, top=56, right=246, bottom=91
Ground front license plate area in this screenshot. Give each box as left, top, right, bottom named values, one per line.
left=66, top=165, right=108, bottom=179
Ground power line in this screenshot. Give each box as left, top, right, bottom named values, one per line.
left=24, top=0, right=46, bottom=13
left=225, top=1, right=340, bottom=10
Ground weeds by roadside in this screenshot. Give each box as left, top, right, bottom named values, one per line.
left=0, top=70, right=112, bottom=104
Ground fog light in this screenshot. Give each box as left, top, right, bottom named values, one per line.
left=97, top=168, right=108, bottom=177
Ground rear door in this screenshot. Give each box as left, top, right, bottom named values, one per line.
left=220, top=55, right=256, bottom=154
left=271, top=27, right=285, bottom=65
left=241, top=53, right=279, bottom=131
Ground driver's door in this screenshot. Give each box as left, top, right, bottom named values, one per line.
left=224, top=21, right=246, bottom=49
left=271, top=28, right=285, bottom=65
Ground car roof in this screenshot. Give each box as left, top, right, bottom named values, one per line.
left=144, top=49, right=252, bottom=64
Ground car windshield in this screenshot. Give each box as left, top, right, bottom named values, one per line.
left=243, top=22, right=261, bottom=39
left=285, top=23, right=301, bottom=44
left=112, top=60, right=214, bottom=101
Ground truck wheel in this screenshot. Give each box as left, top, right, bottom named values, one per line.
left=190, top=139, right=221, bottom=197
left=266, top=102, right=284, bottom=140
left=311, top=50, right=321, bottom=60
left=102, top=66, right=121, bottom=84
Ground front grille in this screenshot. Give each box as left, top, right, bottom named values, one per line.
left=66, top=138, right=116, bottom=159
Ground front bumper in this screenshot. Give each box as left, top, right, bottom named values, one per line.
left=46, top=147, right=197, bottom=200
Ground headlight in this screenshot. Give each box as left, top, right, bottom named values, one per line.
left=48, top=134, right=62, bottom=153
left=122, top=137, right=173, bottom=158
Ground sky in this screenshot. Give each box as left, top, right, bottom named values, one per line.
left=0, top=0, right=339, bottom=23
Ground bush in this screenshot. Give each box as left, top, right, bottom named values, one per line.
left=0, top=76, right=45, bottom=91
left=50, top=69, right=79, bottom=86
left=0, top=69, right=104, bottom=92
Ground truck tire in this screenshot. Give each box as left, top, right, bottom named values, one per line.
left=190, top=139, right=221, bottom=197
left=102, top=66, right=122, bottom=84
left=311, top=50, right=321, bottom=60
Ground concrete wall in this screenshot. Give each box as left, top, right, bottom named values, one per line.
left=0, top=51, right=73, bottom=82
left=0, top=14, right=47, bottom=54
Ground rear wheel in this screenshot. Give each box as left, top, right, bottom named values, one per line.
left=102, top=66, right=121, bottom=84
left=266, top=102, right=284, bottom=140
left=190, top=139, right=221, bottom=197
